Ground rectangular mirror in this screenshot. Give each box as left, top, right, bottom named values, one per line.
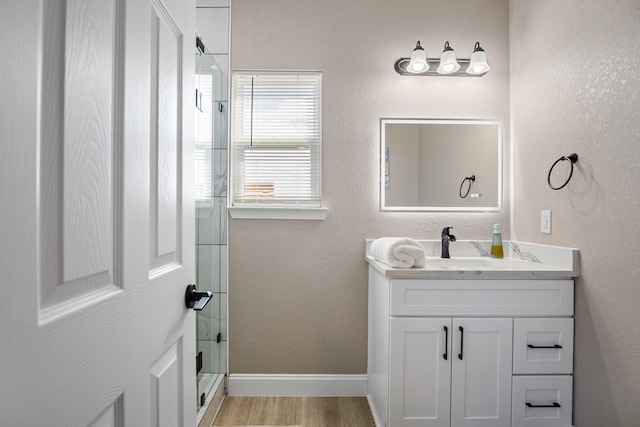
left=380, top=118, right=502, bottom=212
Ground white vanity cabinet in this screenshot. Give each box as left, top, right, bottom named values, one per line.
left=367, top=266, right=575, bottom=427
left=390, top=317, right=512, bottom=427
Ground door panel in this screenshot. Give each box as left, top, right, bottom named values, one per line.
left=0, top=0, right=195, bottom=425
left=150, top=341, right=182, bottom=427
left=390, top=318, right=451, bottom=427
left=451, top=318, right=513, bottom=427
left=39, top=0, right=123, bottom=320
left=151, top=0, right=180, bottom=263
left=63, top=0, right=117, bottom=283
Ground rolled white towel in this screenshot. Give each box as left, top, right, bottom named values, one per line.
left=370, top=237, right=426, bottom=268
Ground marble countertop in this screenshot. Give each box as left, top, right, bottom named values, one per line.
left=365, top=240, right=580, bottom=279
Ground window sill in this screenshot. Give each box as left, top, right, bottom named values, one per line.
left=228, top=206, right=328, bottom=221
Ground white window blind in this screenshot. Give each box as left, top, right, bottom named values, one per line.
left=231, top=71, right=322, bottom=207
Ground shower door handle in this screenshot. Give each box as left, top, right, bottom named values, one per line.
left=185, top=284, right=212, bottom=311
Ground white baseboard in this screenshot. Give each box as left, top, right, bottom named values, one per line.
left=366, top=394, right=383, bottom=427
left=227, top=374, right=368, bottom=397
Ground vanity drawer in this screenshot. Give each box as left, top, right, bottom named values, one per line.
left=513, top=318, right=574, bottom=374
left=512, top=375, right=573, bottom=427
left=390, top=279, right=574, bottom=316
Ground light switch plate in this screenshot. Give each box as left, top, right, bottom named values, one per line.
left=541, top=210, right=551, bottom=234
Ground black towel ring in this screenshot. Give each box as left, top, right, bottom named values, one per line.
left=459, top=175, right=475, bottom=198
left=548, top=153, right=578, bottom=190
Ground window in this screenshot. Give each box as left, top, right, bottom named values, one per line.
left=230, top=71, right=322, bottom=214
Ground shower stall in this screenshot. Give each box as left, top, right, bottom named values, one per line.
left=195, top=45, right=228, bottom=413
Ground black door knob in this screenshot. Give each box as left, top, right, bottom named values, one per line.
left=185, top=284, right=212, bottom=311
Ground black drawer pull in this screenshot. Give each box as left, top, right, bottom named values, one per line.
left=458, top=326, right=464, bottom=360
left=526, top=402, right=561, bottom=408
left=527, top=344, right=563, bottom=349
left=443, top=326, right=449, bottom=360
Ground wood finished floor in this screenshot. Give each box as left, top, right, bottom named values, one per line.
left=205, top=396, right=375, bottom=427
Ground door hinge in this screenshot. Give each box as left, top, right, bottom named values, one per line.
left=196, top=37, right=205, bottom=54
left=196, top=89, right=203, bottom=112
left=196, top=351, right=203, bottom=374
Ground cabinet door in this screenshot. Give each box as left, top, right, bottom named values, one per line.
left=390, top=318, right=452, bottom=427
left=451, top=318, right=512, bottom=427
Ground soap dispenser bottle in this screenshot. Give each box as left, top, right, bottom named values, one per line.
left=491, top=224, right=504, bottom=259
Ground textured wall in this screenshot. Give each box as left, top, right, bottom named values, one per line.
left=510, top=1, right=640, bottom=425
left=229, top=0, right=510, bottom=374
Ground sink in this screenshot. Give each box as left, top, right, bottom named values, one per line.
left=423, top=257, right=504, bottom=269
left=422, top=257, right=538, bottom=270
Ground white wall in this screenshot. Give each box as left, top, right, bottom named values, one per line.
left=510, top=1, right=640, bottom=425
left=229, top=0, right=510, bottom=374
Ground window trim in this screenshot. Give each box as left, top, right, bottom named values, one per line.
left=228, top=205, right=328, bottom=220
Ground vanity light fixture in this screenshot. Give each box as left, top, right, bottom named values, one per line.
left=407, top=41, right=429, bottom=73
left=436, top=41, right=461, bottom=74
left=395, top=41, right=490, bottom=77
left=467, top=42, right=491, bottom=74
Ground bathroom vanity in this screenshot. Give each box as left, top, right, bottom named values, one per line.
left=366, top=241, right=579, bottom=427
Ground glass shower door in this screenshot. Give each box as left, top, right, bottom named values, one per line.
left=195, top=48, right=228, bottom=410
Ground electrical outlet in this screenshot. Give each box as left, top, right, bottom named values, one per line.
left=541, top=210, right=551, bottom=234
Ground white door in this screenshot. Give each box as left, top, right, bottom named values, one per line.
left=0, top=0, right=196, bottom=426
left=451, top=318, right=513, bottom=427
left=390, top=318, right=452, bottom=427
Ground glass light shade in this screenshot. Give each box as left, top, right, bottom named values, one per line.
left=407, top=41, right=429, bottom=73
left=467, top=42, right=491, bottom=75
left=437, top=47, right=460, bottom=74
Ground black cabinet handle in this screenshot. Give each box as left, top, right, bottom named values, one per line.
left=526, top=402, right=561, bottom=408
left=443, top=326, right=449, bottom=360
left=458, top=326, right=464, bottom=360
left=527, top=344, right=563, bottom=349
left=185, top=284, right=212, bottom=311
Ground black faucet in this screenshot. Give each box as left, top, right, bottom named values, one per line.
left=441, top=227, right=456, bottom=258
